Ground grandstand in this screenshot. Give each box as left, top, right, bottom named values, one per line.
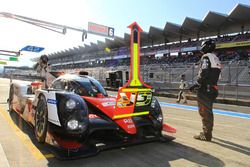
left=46, top=4, right=250, bottom=100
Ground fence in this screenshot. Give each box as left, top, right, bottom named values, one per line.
left=140, top=60, right=250, bottom=101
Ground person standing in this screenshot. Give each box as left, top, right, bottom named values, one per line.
left=34, top=55, right=49, bottom=88
left=190, top=39, right=221, bottom=141
left=176, top=74, right=188, bottom=104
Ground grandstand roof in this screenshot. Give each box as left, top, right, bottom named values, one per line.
left=48, top=3, right=250, bottom=58
left=229, top=3, right=250, bottom=21
left=181, top=17, right=202, bottom=39
left=149, top=26, right=164, bottom=45
left=140, top=31, right=151, bottom=46
left=124, top=33, right=130, bottom=45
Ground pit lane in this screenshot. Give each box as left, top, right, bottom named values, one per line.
left=0, top=78, right=249, bottom=167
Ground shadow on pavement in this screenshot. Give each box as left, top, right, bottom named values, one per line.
left=213, top=137, right=250, bottom=156
left=8, top=110, right=52, bottom=156
left=46, top=141, right=224, bottom=167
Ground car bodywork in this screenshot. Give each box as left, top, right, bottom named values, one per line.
left=8, top=73, right=176, bottom=159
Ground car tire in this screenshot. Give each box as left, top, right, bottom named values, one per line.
left=35, top=95, right=48, bottom=143
left=8, top=84, right=14, bottom=112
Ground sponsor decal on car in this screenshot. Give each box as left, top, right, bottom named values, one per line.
left=101, top=101, right=116, bottom=107
left=47, top=99, right=57, bottom=104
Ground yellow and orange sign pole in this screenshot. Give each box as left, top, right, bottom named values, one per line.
left=113, top=22, right=152, bottom=120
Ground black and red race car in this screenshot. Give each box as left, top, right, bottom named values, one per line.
left=8, top=73, right=176, bottom=159
left=8, top=22, right=176, bottom=159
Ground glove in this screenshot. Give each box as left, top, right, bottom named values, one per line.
left=189, top=84, right=199, bottom=92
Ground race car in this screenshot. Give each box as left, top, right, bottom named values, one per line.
left=8, top=73, right=176, bottom=159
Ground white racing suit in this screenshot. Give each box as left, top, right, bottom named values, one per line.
left=177, top=79, right=188, bottom=103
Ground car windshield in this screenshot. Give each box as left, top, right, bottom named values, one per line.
left=74, top=78, right=108, bottom=97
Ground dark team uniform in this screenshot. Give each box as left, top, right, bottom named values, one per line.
left=195, top=52, right=221, bottom=140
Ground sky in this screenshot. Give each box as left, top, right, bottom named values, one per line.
left=0, top=0, right=250, bottom=71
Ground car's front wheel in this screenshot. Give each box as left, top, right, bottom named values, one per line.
left=35, top=95, right=48, bottom=143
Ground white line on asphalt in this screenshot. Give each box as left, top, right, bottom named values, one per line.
left=0, top=143, right=10, bottom=167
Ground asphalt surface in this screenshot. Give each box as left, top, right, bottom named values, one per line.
left=0, top=78, right=249, bottom=167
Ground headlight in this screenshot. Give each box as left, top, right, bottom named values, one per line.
left=151, top=98, right=156, bottom=108
left=150, top=97, right=163, bottom=123
left=67, top=119, right=79, bottom=130
left=157, top=113, right=163, bottom=122
left=56, top=93, right=89, bottom=134
left=66, top=99, right=76, bottom=109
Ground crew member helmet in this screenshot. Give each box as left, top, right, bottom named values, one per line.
left=201, top=39, right=216, bottom=53
left=40, top=55, right=49, bottom=64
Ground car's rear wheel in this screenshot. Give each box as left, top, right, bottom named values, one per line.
left=8, top=85, right=14, bottom=112
left=35, top=95, right=48, bottom=143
